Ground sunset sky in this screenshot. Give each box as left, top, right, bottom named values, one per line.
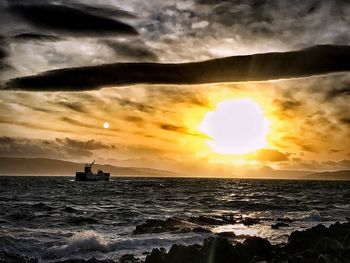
left=0, top=0, right=350, bottom=176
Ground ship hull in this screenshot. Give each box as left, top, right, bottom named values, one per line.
left=75, top=172, right=110, bottom=181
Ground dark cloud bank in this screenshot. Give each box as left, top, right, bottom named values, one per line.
left=0, top=136, right=113, bottom=159
left=0, top=46, right=7, bottom=69
left=7, top=3, right=137, bottom=36
left=6, top=45, right=350, bottom=91
left=10, top=33, right=61, bottom=42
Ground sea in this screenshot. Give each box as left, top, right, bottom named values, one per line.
left=0, top=176, right=349, bottom=262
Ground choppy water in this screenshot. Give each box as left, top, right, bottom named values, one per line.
left=0, top=176, right=349, bottom=262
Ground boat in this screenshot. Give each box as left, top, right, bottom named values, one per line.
left=75, top=160, right=110, bottom=181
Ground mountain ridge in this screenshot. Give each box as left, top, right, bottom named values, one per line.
left=1, top=157, right=350, bottom=180
left=304, top=170, right=350, bottom=181
left=0, top=157, right=181, bottom=177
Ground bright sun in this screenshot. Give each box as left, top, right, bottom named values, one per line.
left=200, top=99, right=269, bottom=154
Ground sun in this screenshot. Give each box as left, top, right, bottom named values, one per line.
left=103, top=122, right=110, bottom=129
left=199, top=99, right=270, bottom=154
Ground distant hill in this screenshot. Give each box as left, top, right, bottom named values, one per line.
left=304, top=170, right=350, bottom=181
left=1, top=157, right=349, bottom=180
left=245, top=167, right=350, bottom=181
left=242, top=166, right=311, bottom=179
left=0, top=157, right=180, bottom=177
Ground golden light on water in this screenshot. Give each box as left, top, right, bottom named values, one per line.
left=199, top=99, right=270, bottom=154
left=212, top=224, right=258, bottom=237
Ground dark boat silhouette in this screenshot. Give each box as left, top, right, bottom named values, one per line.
left=75, top=160, right=110, bottom=181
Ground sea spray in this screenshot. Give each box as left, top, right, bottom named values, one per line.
left=46, top=230, right=109, bottom=259
left=303, top=210, right=322, bottom=222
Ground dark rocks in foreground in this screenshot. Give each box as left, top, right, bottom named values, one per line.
left=2, top=221, right=350, bottom=263
left=145, top=221, right=350, bottom=263
left=271, top=222, right=289, bottom=229
left=119, top=254, right=142, bottom=263
left=145, top=236, right=273, bottom=263
left=0, top=252, right=117, bottom=263
left=285, top=222, right=350, bottom=262
left=54, top=259, right=115, bottom=263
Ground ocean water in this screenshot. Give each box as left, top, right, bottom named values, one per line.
left=0, top=176, right=349, bottom=262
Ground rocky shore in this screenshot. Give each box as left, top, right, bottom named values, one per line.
left=1, top=221, right=350, bottom=263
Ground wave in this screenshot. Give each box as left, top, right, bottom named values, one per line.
left=303, top=210, right=322, bottom=221
left=46, top=231, right=108, bottom=259
left=62, top=206, right=79, bottom=213
left=0, top=235, right=43, bottom=257
left=67, top=216, right=98, bottom=225
left=45, top=230, right=207, bottom=260
left=7, top=211, right=35, bottom=221
left=31, top=202, right=55, bottom=211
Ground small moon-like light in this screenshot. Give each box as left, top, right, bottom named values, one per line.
left=103, top=122, right=110, bottom=129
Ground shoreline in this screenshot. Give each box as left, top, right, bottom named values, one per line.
left=2, top=175, right=350, bottom=182
left=2, top=221, right=350, bottom=263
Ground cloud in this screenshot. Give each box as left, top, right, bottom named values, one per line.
left=6, top=45, right=350, bottom=91
left=328, top=87, right=350, bottom=99
left=283, top=135, right=320, bottom=153
left=278, top=100, right=302, bottom=111
left=192, top=0, right=350, bottom=48
left=7, top=3, right=138, bottom=36
left=159, top=123, right=208, bottom=138
left=248, top=149, right=290, bottom=162
left=2, top=0, right=350, bottom=84
left=0, top=46, right=7, bottom=69
left=160, top=123, right=187, bottom=133
left=60, top=117, right=120, bottom=133
left=0, top=136, right=113, bottom=159
left=55, top=137, right=114, bottom=150
left=57, top=101, right=87, bottom=113
left=65, top=3, right=137, bottom=19
left=340, top=117, right=350, bottom=125
left=299, top=143, right=320, bottom=153
left=147, top=86, right=210, bottom=107
left=115, top=97, right=157, bottom=113
left=0, top=44, right=6, bottom=59
left=103, top=39, right=158, bottom=62
left=11, top=33, right=61, bottom=42
left=134, top=0, right=350, bottom=65
left=124, top=116, right=144, bottom=123
left=60, top=117, right=97, bottom=129
left=0, top=118, right=69, bottom=133
left=0, top=39, right=10, bottom=70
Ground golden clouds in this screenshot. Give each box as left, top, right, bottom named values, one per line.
left=1, top=73, right=350, bottom=175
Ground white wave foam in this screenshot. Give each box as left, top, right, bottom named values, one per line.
left=46, top=230, right=108, bottom=259
left=46, top=231, right=206, bottom=260
left=303, top=210, right=322, bottom=221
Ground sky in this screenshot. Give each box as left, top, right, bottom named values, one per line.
left=0, top=0, right=350, bottom=176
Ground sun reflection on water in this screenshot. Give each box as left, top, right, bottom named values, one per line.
left=211, top=224, right=258, bottom=237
